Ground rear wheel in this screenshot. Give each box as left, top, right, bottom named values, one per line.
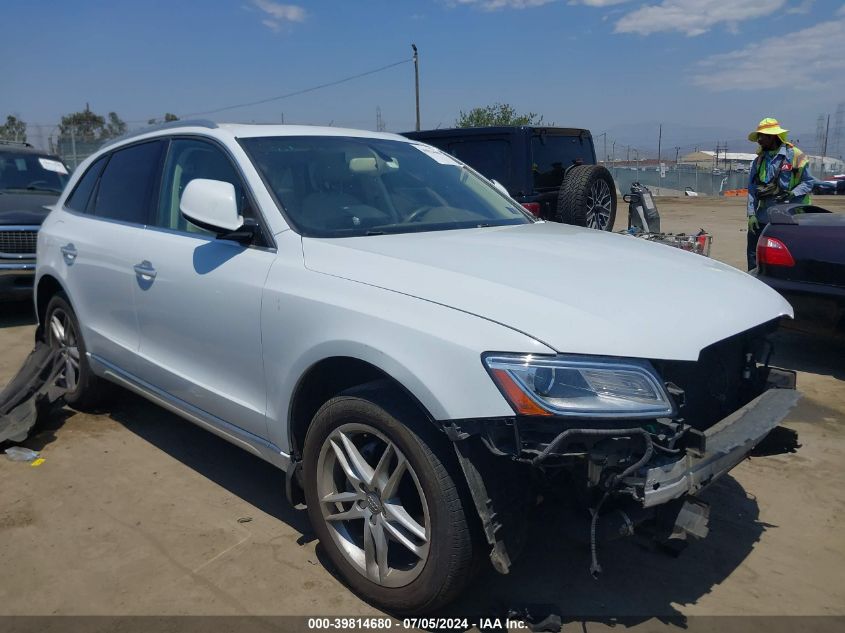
left=557, top=165, right=617, bottom=231
left=44, top=293, right=106, bottom=409
left=303, top=392, right=477, bottom=613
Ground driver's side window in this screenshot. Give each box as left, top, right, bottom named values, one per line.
left=154, top=139, right=249, bottom=234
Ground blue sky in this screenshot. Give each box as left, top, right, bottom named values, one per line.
left=2, top=0, right=844, bottom=155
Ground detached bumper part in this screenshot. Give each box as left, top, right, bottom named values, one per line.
left=0, top=341, right=66, bottom=443
left=639, top=388, right=801, bottom=508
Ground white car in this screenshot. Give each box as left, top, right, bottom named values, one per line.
left=35, top=121, right=799, bottom=613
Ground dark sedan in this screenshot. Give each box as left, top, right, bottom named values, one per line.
left=0, top=142, right=69, bottom=300
left=754, top=203, right=845, bottom=335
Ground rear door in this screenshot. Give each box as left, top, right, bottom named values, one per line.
left=59, top=140, right=165, bottom=373
left=131, top=137, right=275, bottom=439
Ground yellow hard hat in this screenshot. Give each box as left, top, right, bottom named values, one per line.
left=748, top=117, right=789, bottom=143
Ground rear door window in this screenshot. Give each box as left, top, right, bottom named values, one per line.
left=531, top=134, right=590, bottom=190
left=92, top=141, right=165, bottom=224
left=446, top=139, right=512, bottom=191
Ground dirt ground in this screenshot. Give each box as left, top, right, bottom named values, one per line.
left=1, top=196, right=844, bottom=629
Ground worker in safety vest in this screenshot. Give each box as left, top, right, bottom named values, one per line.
left=746, top=117, right=814, bottom=270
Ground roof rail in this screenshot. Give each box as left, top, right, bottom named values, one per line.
left=0, top=139, right=34, bottom=148
left=100, top=119, right=218, bottom=149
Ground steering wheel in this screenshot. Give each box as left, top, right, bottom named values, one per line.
left=403, top=205, right=436, bottom=223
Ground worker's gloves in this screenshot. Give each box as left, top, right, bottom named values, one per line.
left=748, top=215, right=760, bottom=231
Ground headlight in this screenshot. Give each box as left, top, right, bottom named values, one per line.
left=483, top=354, right=675, bottom=419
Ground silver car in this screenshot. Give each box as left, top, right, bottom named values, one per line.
left=35, top=121, right=798, bottom=613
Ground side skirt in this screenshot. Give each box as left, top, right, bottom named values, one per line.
left=88, top=353, right=291, bottom=472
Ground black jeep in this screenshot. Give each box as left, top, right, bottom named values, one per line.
left=402, top=126, right=616, bottom=230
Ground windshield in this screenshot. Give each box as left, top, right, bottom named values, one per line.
left=239, top=136, right=533, bottom=237
left=0, top=152, right=69, bottom=194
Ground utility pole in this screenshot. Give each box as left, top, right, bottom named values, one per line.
left=657, top=123, right=662, bottom=166
left=822, top=114, right=830, bottom=159
left=595, top=132, right=607, bottom=164
left=70, top=125, right=78, bottom=171
left=612, top=140, right=616, bottom=163
left=674, top=146, right=680, bottom=165
left=412, top=44, right=420, bottom=131
left=376, top=106, right=385, bottom=132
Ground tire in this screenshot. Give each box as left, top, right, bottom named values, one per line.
left=44, top=293, right=107, bottom=410
left=302, top=391, right=477, bottom=614
left=556, top=164, right=617, bottom=231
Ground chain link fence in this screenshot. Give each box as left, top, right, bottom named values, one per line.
left=609, top=164, right=750, bottom=197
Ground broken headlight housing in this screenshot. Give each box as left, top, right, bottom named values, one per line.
left=484, top=354, right=675, bottom=419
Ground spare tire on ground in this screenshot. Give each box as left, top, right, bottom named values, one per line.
left=556, top=165, right=617, bottom=231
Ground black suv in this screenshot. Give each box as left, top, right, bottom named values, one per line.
left=403, top=126, right=616, bottom=230
left=0, top=141, right=70, bottom=300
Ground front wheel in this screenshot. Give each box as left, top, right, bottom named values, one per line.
left=302, top=393, right=477, bottom=614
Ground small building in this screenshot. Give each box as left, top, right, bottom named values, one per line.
left=680, top=151, right=756, bottom=171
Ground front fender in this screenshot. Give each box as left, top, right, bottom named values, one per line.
left=260, top=253, right=553, bottom=453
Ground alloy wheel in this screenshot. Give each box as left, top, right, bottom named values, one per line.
left=586, top=179, right=613, bottom=230
left=316, top=423, right=431, bottom=588
left=48, top=308, right=80, bottom=393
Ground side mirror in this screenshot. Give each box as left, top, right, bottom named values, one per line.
left=180, top=178, right=243, bottom=232
left=490, top=179, right=510, bottom=197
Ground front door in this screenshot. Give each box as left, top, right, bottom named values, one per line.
left=131, top=138, right=275, bottom=440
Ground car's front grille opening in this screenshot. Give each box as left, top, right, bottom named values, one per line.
left=0, top=229, right=38, bottom=256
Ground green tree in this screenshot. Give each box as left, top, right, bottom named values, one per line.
left=59, top=105, right=128, bottom=142
left=456, top=103, right=544, bottom=128
left=59, top=104, right=106, bottom=143
left=147, top=113, right=179, bottom=125
left=103, top=112, right=127, bottom=139
left=0, top=115, right=27, bottom=142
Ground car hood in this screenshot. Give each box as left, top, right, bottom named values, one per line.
left=0, top=192, right=57, bottom=225
left=302, top=222, right=793, bottom=361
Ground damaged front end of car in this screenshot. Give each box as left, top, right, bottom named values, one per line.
left=446, top=319, right=801, bottom=576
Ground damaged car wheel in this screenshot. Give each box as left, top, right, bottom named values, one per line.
left=303, top=391, right=478, bottom=614
left=44, top=293, right=106, bottom=410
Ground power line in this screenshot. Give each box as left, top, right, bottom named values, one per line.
left=174, top=57, right=413, bottom=121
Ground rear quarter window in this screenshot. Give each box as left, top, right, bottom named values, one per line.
left=65, top=156, right=108, bottom=213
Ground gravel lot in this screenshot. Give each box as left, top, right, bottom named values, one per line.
left=1, top=196, right=844, bottom=629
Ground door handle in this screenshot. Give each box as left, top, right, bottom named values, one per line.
left=60, top=243, right=77, bottom=264
left=133, top=260, right=157, bottom=280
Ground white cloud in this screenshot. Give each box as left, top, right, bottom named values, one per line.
left=451, top=0, right=558, bottom=10
left=252, top=0, right=306, bottom=31
left=786, top=0, right=814, bottom=14
left=569, top=0, right=630, bottom=6
left=614, top=0, right=786, bottom=36
left=692, top=15, right=845, bottom=90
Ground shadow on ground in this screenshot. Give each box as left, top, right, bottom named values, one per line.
left=772, top=327, right=845, bottom=381
left=436, top=475, right=764, bottom=627
left=103, top=390, right=313, bottom=535
left=39, top=386, right=766, bottom=628
left=0, top=300, right=36, bottom=328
